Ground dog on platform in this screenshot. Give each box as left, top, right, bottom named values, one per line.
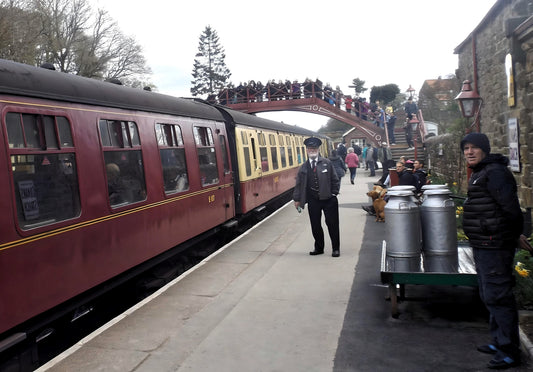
left=366, top=187, right=387, bottom=222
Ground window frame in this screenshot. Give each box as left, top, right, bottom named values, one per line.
left=156, top=123, right=190, bottom=195
left=4, top=109, right=81, bottom=231
left=99, top=119, right=147, bottom=208
left=194, top=125, right=219, bottom=187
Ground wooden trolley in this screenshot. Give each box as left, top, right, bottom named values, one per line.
left=380, top=241, right=479, bottom=318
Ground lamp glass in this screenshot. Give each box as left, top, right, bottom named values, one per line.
left=462, top=99, right=474, bottom=117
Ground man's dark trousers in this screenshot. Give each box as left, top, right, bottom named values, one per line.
left=307, top=196, right=339, bottom=252
left=473, top=247, right=520, bottom=354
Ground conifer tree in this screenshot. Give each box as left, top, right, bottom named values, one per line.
left=190, top=26, right=231, bottom=97
left=349, top=78, right=367, bottom=97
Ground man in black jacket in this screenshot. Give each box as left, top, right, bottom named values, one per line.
left=461, top=133, right=523, bottom=369
left=294, top=137, right=341, bottom=257
left=395, top=161, right=417, bottom=187
left=412, top=159, right=427, bottom=193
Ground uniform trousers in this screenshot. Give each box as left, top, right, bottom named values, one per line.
left=307, top=196, right=339, bottom=252
left=473, top=247, right=520, bottom=354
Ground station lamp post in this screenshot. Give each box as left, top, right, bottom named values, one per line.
left=455, top=80, right=483, bottom=132
left=406, top=85, right=416, bottom=99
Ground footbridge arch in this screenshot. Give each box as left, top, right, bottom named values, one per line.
left=223, top=97, right=386, bottom=145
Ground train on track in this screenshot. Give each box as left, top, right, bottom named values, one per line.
left=0, top=59, right=330, bottom=362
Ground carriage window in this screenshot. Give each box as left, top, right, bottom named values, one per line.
left=11, top=154, right=81, bottom=229
left=260, top=147, right=269, bottom=172
left=269, top=134, right=276, bottom=146
left=100, top=119, right=146, bottom=207
left=280, top=147, right=287, bottom=168
left=156, top=124, right=189, bottom=194
left=6, top=113, right=24, bottom=148
left=288, top=142, right=294, bottom=166
left=241, top=131, right=249, bottom=145
left=219, top=135, right=229, bottom=173
left=278, top=135, right=284, bottom=146
left=296, top=147, right=302, bottom=164
left=270, top=147, right=279, bottom=170
left=43, top=116, right=59, bottom=149
left=195, top=126, right=218, bottom=186
left=5, top=112, right=80, bottom=229
left=243, top=147, right=252, bottom=176
left=22, top=114, right=40, bottom=148
left=258, top=133, right=266, bottom=146
left=156, top=123, right=184, bottom=146
left=99, top=119, right=140, bottom=148
left=194, top=126, right=215, bottom=146
left=57, top=117, right=73, bottom=146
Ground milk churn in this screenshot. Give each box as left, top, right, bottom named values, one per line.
left=385, top=190, right=422, bottom=272
left=420, top=184, right=449, bottom=202
left=420, top=189, right=458, bottom=272
left=421, top=184, right=449, bottom=191
left=388, top=185, right=418, bottom=203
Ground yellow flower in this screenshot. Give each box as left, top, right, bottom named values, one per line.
left=515, top=262, right=531, bottom=277
left=517, top=269, right=530, bottom=277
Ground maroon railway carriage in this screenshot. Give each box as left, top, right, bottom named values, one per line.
left=0, top=59, right=326, bottom=353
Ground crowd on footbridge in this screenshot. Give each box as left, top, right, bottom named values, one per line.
left=205, top=78, right=425, bottom=148
left=207, top=78, right=395, bottom=128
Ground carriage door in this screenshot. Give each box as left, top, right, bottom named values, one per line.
left=217, top=124, right=235, bottom=219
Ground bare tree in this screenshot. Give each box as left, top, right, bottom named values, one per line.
left=0, top=0, right=152, bottom=86
left=0, top=0, right=41, bottom=64
left=104, top=33, right=151, bottom=81
left=32, top=0, right=92, bottom=73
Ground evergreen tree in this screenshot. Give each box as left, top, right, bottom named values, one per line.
left=349, top=77, right=367, bottom=97
left=370, top=84, right=400, bottom=104
left=190, top=26, right=231, bottom=97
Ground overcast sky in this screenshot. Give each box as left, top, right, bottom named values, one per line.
left=93, top=0, right=497, bottom=130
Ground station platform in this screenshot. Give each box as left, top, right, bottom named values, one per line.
left=38, top=170, right=532, bottom=372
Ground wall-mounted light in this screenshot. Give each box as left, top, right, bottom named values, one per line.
left=455, top=80, right=483, bottom=118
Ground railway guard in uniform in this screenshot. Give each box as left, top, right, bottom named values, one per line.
left=293, top=137, right=341, bottom=257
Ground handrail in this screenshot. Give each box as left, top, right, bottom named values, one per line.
left=215, top=81, right=425, bottom=151
left=217, top=81, right=372, bottom=120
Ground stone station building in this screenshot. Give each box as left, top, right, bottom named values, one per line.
left=427, top=0, right=533, bottom=210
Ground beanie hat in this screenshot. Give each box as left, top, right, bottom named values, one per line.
left=460, top=133, right=490, bottom=154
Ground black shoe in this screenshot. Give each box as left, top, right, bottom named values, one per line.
left=351, top=180, right=354, bottom=184
left=332, top=250, right=340, bottom=257
left=309, top=250, right=324, bottom=256
left=362, top=205, right=376, bottom=216
left=487, top=350, right=520, bottom=369
left=477, top=344, right=499, bottom=355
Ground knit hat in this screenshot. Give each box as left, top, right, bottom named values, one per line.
left=460, top=132, right=491, bottom=154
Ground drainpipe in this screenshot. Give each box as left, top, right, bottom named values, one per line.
left=471, top=34, right=481, bottom=133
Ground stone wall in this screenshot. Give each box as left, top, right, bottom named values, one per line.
left=447, top=0, right=533, bottom=207
left=424, top=134, right=468, bottom=193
